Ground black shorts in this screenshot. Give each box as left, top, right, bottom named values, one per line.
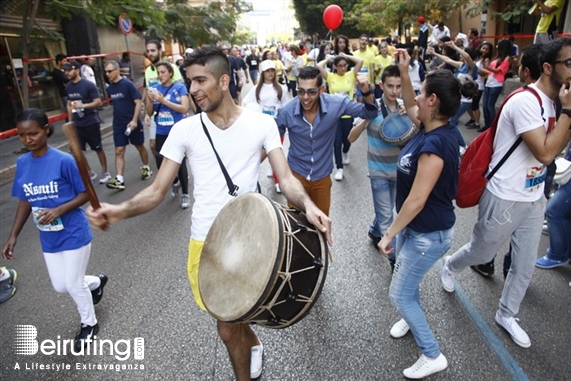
left=77, top=123, right=103, bottom=151
left=113, top=123, right=145, bottom=147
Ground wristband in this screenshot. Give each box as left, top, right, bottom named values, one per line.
left=361, top=90, right=372, bottom=97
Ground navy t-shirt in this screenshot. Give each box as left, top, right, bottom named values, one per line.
left=107, top=77, right=142, bottom=129
left=65, top=79, right=101, bottom=127
left=396, top=123, right=459, bottom=232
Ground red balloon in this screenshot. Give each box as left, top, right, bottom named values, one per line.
left=323, top=5, right=343, bottom=31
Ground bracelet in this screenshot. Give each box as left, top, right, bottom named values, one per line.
left=361, top=90, right=372, bottom=97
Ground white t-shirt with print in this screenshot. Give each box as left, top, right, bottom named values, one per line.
left=242, top=83, right=291, bottom=117
left=486, top=84, right=555, bottom=202
left=160, top=109, right=282, bottom=240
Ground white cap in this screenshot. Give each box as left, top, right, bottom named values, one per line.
left=455, top=33, right=468, bottom=48
left=174, top=55, right=183, bottom=62
left=260, top=60, right=276, bottom=72
left=185, top=48, right=193, bottom=54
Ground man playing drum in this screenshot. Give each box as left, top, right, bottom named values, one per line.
left=86, top=45, right=332, bottom=381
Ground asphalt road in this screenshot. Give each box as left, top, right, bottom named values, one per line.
left=0, top=85, right=570, bottom=381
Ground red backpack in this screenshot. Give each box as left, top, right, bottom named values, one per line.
left=456, top=86, right=543, bottom=208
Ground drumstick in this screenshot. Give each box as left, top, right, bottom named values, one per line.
left=62, top=122, right=101, bottom=210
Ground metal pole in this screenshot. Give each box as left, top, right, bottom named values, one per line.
left=5, top=36, right=25, bottom=107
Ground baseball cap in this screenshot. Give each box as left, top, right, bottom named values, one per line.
left=62, top=60, right=81, bottom=70
left=185, top=48, right=193, bottom=54
left=417, top=16, right=425, bottom=24
left=260, top=60, right=276, bottom=72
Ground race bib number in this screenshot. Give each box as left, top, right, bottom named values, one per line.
left=262, top=106, right=276, bottom=117
left=32, top=207, right=64, bottom=232
left=157, top=111, right=175, bottom=126
left=524, top=166, right=546, bottom=192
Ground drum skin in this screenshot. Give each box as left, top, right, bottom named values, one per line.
left=377, top=112, right=417, bottom=146
left=199, top=193, right=328, bottom=328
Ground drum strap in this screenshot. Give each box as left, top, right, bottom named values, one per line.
left=200, top=113, right=240, bottom=197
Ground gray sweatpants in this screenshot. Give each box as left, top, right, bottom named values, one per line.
left=448, top=188, right=546, bottom=318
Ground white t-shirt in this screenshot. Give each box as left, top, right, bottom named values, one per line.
left=242, top=83, right=291, bottom=117
left=81, top=65, right=96, bottom=85
left=486, top=84, right=555, bottom=202
left=160, top=109, right=282, bottom=240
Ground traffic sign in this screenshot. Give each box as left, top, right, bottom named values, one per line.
left=118, top=13, right=133, bottom=35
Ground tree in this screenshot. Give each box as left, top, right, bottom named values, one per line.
left=146, top=0, right=252, bottom=47
left=291, top=0, right=361, bottom=40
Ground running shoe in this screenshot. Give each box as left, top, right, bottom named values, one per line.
left=106, top=178, right=125, bottom=191
left=181, top=194, right=191, bottom=209
left=171, top=181, right=181, bottom=198
left=89, top=171, right=97, bottom=181
left=470, top=260, right=494, bottom=277
left=535, top=255, right=569, bottom=269
left=99, top=172, right=112, bottom=184
left=91, top=274, right=108, bottom=305
left=141, top=166, right=153, bottom=180
left=74, top=323, right=99, bottom=352
left=250, top=342, right=264, bottom=379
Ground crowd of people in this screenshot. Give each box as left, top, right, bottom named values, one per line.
left=2, top=13, right=570, bottom=379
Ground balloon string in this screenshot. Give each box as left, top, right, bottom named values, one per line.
left=326, top=29, right=332, bottom=40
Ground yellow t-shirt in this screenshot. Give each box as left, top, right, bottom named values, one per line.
left=353, top=49, right=376, bottom=83
left=367, top=45, right=378, bottom=56
left=327, top=71, right=356, bottom=119
left=273, top=59, right=285, bottom=77
left=326, top=71, right=356, bottom=100
left=387, top=45, right=397, bottom=57
left=376, top=54, right=394, bottom=83
left=536, top=0, right=564, bottom=33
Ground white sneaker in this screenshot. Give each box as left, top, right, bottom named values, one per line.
left=441, top=256, right=455, bottom=293
left=181, top=194, right=190, bottom=209
left=275, top=183, right=281, bottom=193
left=342, top=152, right=350, bottom=165
left=250, top=343, right=263, bottom=379
left=495, top=312, right=531, bottom=348
left=334, top=168, right=343, bottom=181
left=267, top=169, right=273, bottom=178
left=403, top=353, right=448, bottom=379
left=89, top=171, right=97, bottom=181
left=99, top=172, right=112, bottom=184
left=390, top=318, right=410, bottom=338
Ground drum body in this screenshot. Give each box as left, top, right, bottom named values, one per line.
left=199, top=193, right=328, bottom=329
left=377, top=112, right=417, bottom=146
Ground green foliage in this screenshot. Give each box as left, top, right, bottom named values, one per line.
left=291, top=0, right=361, bottom=39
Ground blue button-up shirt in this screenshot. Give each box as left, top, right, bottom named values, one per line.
left=276, top=93, right=378, bottom=181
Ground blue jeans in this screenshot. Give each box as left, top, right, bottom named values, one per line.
left=334, top=116, right=353, bottom=169
left=389, top=226, right=454, bottom=358
left=369, top=176, right=396, bottom=238
left=483, top=86, right=502, bottom=128
left=450, top=101, right=471, bottom=128
left=545, top=181, right=571, bottom=261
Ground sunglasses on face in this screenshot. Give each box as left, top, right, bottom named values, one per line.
left=297, top=88, right=319, bottom=96
left=104, top=68, right=117, bottom=74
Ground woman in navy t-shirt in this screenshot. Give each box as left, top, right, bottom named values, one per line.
left=377, top=50, right=463, bottom=379
left=2, top=109, right=107, bottom=353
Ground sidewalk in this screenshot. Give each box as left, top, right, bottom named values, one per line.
left=0, top=105, right=115, bottom=185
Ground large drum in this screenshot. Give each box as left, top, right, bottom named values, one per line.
left=377, top=112, right=417, bottom=146
left=199, top=193, right=328, bottom=329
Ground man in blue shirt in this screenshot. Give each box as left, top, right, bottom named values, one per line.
left=64, top=60, right=110, bottom=184
left=104, top=60, right=153, bottom=191
left=276, top=66, right=378, bottom=215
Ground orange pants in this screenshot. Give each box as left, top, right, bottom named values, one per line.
left=289, top=171, right=332, bottom=216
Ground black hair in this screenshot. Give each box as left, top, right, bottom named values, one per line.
left=464, top=47, right=479, bottom=61
left=155, top=61, right=174, bottom=78
left=520, top=44, right=544, bottom=80
left=495, top=39, right=512, bottom=62
left=317, top=42, right=333, bottom=62
left=146, top=40, right=162, bottom=51
left=424, top=70, right=461, bottom=118
left=332, top=55, right=348, bottom=66
left=55, top=53, right=66, bottom=64
left=298, top=66, right=323, bottom=87
left=541, top=37, right=571, bottom=71
left=122, top=52, right=130, bottom=60
left=470, top=28, right=478, bottom=37
left=16, top=108, right=54, bottom=137
left=334, top=35, right=351, bottom=55
left=184, top=45, right=231, bottom=79
left=381, top=65, right=401, bottom=83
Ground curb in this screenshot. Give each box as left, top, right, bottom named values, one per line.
left=0, top=123, right=114, bottom=186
